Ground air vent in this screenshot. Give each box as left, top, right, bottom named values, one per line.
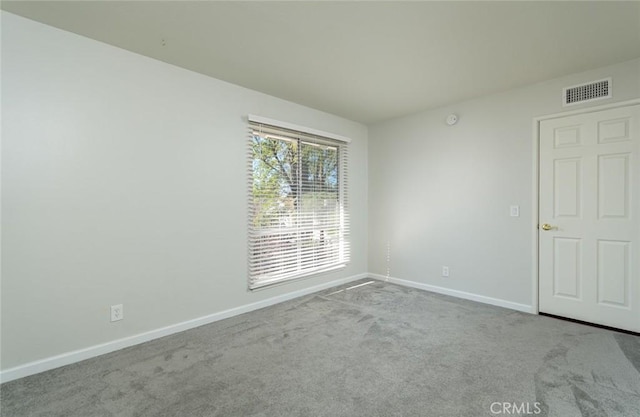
left=563, top=78, right=611, bottom=106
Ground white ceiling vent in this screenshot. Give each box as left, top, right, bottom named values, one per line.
left=563, top=78, right=611, bottom=106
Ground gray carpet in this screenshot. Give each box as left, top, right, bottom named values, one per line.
left=1, top=279, right=639, bottom=417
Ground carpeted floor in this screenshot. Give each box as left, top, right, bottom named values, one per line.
left=1, top=279, right=639, bottom=417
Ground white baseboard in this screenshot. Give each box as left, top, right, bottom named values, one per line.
left=368, top=273, right=534, bottom=314
left=0, top=273, right=367, bottom=384
left=1, top=273, right=532, bottom=383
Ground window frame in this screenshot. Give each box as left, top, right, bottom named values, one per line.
left=247, top=115, right=350, bottom=290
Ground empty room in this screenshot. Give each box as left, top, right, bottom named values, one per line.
left=1, top=1, right=639, bottom=416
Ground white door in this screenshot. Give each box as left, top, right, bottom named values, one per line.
left=539, top=104, right=640, bottom=332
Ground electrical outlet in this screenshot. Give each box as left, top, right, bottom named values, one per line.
left=110, top=304, right=123, bottom=322
left=442, top=266, right=450, bottom=277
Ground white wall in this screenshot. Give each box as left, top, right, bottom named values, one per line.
left=368, top=58, right=640, bottom=309
left=1, top=12, right=368, bottom=373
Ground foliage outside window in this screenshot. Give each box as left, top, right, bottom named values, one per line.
left=248, top=120, right=349, bottom=289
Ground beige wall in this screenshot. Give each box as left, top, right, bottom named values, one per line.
left=368, top=58, right=640, bottom=308
left=1, top=12, right=368, bottom=371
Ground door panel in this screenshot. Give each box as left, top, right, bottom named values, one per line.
left=539, top=104, right=640, bottom=332
left=554, top=125, right=582, bottom=148
left=598, top=153, right=630, bottom=218
left=597, top=240, right=630, bottom=307
left=598, top=118, right=631, bottom=143
left=553, top=237, right=582, bottom=299
left=554, top=158, right=581, bottom=218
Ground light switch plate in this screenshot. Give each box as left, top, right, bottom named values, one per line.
left=510, top=205, right=520, bottom=217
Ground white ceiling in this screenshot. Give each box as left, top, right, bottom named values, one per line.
left=3, top=1, right=639, bottom=123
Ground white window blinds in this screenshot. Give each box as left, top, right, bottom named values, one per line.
left=247, top=117, right=350, bottom=290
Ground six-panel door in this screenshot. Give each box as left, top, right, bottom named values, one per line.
left=539, top=104, right=640, bottom=332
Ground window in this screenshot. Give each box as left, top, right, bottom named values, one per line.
left=247, top=116, right=350, bottom=289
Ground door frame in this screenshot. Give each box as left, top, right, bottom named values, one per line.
left=531, top=98, right=640, bottom=314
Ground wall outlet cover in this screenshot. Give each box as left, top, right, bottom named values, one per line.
left=110, top=304, right=124, bottom=322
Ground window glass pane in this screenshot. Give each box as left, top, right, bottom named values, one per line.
left=248, top=121, right=349, bottom=289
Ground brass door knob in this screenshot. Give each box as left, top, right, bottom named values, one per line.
left=541, top=223, right=554, bottom=231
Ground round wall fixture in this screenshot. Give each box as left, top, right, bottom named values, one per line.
left=446, top=114, right=458, bottom=125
